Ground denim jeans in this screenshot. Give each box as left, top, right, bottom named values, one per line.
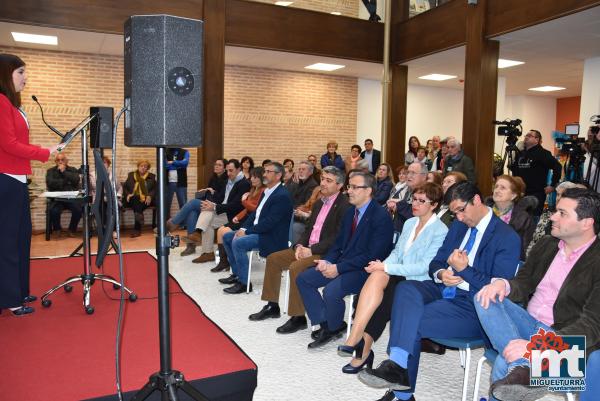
left=165, top=183, right=187, bottom=219
left=171, top=199, right=201, bottom=235
left=474, top=296, right=552, bottom=399
left=222, top=230, right=259, bottom=284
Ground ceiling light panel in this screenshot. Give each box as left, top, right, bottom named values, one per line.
left=528, top=86, right=566, bottom=92
left=12, top=32, right=58, bottom=45
left=418, top=74, right=457, bottom=81
left=305, top=63, right=345, bottom=71
left=498, top=59, right=525, bottom=69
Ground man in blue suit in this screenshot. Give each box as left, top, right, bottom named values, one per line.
left=297, top=171, right=394, bottom=349
left=220, top=162, right=293, bottom=294
left=359, top=181, right=521, bottom=401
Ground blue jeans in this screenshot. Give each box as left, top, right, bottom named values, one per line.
left=222, top=230, right=259, bottom=284
left=165, top=183, right=187, bottom=219
left=171, top=199, right=201, bottom=235
left=474, top=296, right=552, bottom=398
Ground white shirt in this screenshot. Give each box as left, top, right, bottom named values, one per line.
left=252, top=182, right=281, bottom=226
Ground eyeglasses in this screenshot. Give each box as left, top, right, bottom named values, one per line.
left=412, top=197, right=433, bottom=205
left=406, top=171, right=425, bottom=177
left=347, top=184, right=368, bottom=191
left=264, top=169, right=277, bottom=174
left=452, top=196, right=475, bottom=214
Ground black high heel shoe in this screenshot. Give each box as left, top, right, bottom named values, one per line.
left=0, top=306, right=35, bottom=316
left=24, top=295, right=37, bottom=303
left=342, top=350, right=374, bottom=374
left=337, top=338, right=365, bottom=358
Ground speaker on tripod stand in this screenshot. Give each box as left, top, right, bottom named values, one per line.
left=124, top=14, right=207, bottom=401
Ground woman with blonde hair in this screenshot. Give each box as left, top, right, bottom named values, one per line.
left=123, top=159, right=156, bottom=237
left=320, top=140, right=345, bottom=171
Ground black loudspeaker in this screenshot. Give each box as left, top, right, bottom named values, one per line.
left=89, top=106, right=114, bottom=149
left=124, top=15, right=204, bottom=147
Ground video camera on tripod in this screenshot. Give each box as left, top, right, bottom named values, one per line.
left=494, top=118, right=522, bottom=146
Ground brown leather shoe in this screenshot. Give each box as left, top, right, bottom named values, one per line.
left=491, top=366, right=548, bottom=401
left=192, top=252, right=215, bottom=264
left=180, top=243, right=196, bottom=256
left=183, top=231, right=202, bottom=244
left=166, top=219, right=179, bottom=233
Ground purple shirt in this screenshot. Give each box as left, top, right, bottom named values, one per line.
left=308, top=192, right=339, bottom=246
left=527, top=237, right=596, bottom=326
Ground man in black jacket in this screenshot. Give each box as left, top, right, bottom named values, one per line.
left=511, top=129, right=562, bottom=216
left=247, top=166, right=350, bottom=334
left=360, top=138, right=381, bottom=174
left=46, top=154, right=82, bottom=237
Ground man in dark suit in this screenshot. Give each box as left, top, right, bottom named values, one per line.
left=248, top=166, right=351, bottom=334
left=358, top=181, right=520, bottom=401
left=360, top=138, right=381, bottom=174
left=46, top=153, right=82, bottom=237
left=475, top=188, right=600, bottom=401
left=296, top=171, right=394, bottom=349
left=220, top=162, right=293, bottom=294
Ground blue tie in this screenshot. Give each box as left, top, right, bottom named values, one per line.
left=442, top=227, right=478, bottom=299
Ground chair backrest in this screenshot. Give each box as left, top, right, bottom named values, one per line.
left=288, top=211, right=295, bottom=247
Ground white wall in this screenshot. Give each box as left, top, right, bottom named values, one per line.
left=357, top=78, right=383, bottom=149
left=503, top=95, right=557, bottom=151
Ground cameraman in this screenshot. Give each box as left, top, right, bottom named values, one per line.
left=510, top=129, right=561, bottom=217
left=584, top=125, right=600, bottom=192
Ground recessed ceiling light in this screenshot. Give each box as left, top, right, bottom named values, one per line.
left=305, top=63, right=345, bottom=72
left=528, top=86, right=566, bottom=92
left=331, top=11, right=342, bottom=15
left=498, top=59, right=525, bottom=69
left=12, top=32, right=58, bottom=45
left=275, top=1, right=294, bottom=6
left=418, top=74, right=457, bottom=81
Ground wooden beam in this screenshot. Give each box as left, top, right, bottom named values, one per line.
left=393, top=0, right=467, bottom=63
left=225, top=0, right=384, bottom=63
left=0, top=0, right=204, bottom=33
left=385, top=64, right=408, bottom=168
left=199, top=0, right=225, bottom=187
left=486, top=0, right=600, bottom=37
left=462, top=0, right=499, bottom=196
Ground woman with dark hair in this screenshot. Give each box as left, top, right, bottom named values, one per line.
left=344, top=144, right=363, bottom=172
left=374, top=163, right=394, bottom=205
left=212, top=167, right=266, bottom=272
left=240, top=156, right=254, bottom=179
left=0, top=54, right=59, bottom=316
left=404, top=136, right=421, bottom=164
left=123, top=159, right=157, bottom=237
left=437, top=171, right=468, bottom=227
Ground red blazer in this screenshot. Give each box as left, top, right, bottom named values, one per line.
left=0, top=94, right=50, bottom=175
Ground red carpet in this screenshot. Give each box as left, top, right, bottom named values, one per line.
left=0, top=252, right=257, bottom=401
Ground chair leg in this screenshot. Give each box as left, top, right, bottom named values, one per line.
left=247, top=250, right=253, bottom=293
left=282, top=270, right=290, bottom=315
left=346, top=294, right=355, bottom=339
left=461, top=347, right=471, bottom=401
left=472, top=356, right=486, bottom=401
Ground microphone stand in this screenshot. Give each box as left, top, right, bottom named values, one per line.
left=40, top=116, right=136, bottom=314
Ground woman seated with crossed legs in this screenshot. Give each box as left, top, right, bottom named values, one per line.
left=337, top=182, right=448, bottom=373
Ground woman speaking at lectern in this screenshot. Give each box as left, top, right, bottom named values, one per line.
left=0, top=54, right=58, bottom=316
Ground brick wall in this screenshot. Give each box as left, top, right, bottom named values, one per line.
left=251, top=0, right=359, bottom=17
left=1, top=46, right=359, bottom=232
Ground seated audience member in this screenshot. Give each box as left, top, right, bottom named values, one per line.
left=389, top=166, right=409, bottom=201
left=296, top=171, right=394, bottom=349
left=358, top=181, right=521, bottom=401
left=404, top=136, right=420, bottom=165
left=526, top=181, right=586, bottom=257
left=475, top=188, right=600, bottom=401
left=307, top=154, right=321, bottom=182
left=443, top=138, right=476, bottom=183
left=283, top=165, right=295, bottom=185
left=166, top=158, right=227, bottom=255
left=339, top=183, right=447, bottom=374
left=283, top=158, right=294, bottom=172
left=261, top=159, right=272, bottom=167
left=184, top=159, right=251, bottom=263
left=437, top=171, right=467, bottom=227
left=360, top=138, right=381, bottom=174
left=374, top=163, right=394, bottom=205
left=123, top=160, right=156, bottom=237
left=219, top=162, right=293, bottom=294
left=433, top=136, right=452, bottom=172
left=426, top=171, right=442, bottom=186
left=248, top=166, right=350, bottom=333
left=356, top=159, right=370, bottom=173
left=165, top=147, right=190, bottom=219
left=485, top=175, right=537, bottom=260
left=386, top=162, right=428, bottom=232
left=286, top=161, right=318, bottom=208
left=428, top=135, right=441, bottom=163
left=46, top=153, right=82, bottom=237
left=212, top=167, right=265, bottom=272
left=240, top=156, right=254, bottom=179
left=291, top=184, right=322, bottom=244
left=321, top=141, right=345, bottom=171
left=415, top=146, right=432, bottom=171
left=345, top=144, right=363, bottom=172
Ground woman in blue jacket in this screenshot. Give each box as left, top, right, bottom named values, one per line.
left=320, top=140, right=345, bottom=171
left=337, top=182, right=448, bottom=373
left=374, top=163, right=394, bottom=205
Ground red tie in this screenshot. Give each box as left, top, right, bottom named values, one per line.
left=351, top=209, right=359, bottom=235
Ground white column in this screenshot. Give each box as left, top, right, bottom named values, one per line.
left=357, top=78, right=383, bottom=148
left=579, top=57, right=600, bottom=130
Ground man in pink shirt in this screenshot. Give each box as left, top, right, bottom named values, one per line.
left=475, top=188, right=600, bottom=401
left=248, top=166, right=350, bottom=334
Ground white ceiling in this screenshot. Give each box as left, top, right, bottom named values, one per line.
left=1, top=5, right=599, bottom=97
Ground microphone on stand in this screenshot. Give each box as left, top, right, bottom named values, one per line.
left=31, top=95, right=65, bottom=138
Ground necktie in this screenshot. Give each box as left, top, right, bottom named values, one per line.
left=351, top=209, right=359, bottom=235
left=443, top=227, right=478, bottom=299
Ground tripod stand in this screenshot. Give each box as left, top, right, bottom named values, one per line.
left=585, top=144, right=600, bottom=191
left=40, top=118, right=136, bottom=314
left=131, top=148, right=208, bottom=401
left=501, top=140, right=520, bottom=176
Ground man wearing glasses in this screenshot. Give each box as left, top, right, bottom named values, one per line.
left=387, top=162, right=428, bottom=232
left=220, top=162, right=293, bottom=294
left=359, top=181, right=520, bottom=401
left=297, top=171, right=394, bottom=349
left=46, top=154, right=82, bottom=237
